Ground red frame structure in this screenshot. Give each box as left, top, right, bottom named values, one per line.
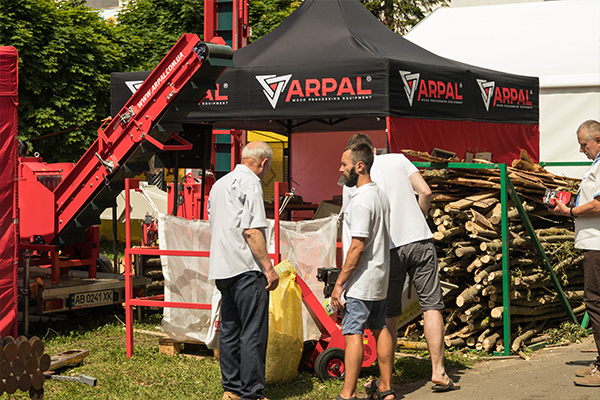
left=124, top=180, right=377, bottom=372
left=123, top=179, right=288, bottom=357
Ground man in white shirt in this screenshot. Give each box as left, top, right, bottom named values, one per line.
left=331, top=143, right=395, bottom=400
left=344, top=133, right=459, bottom=392
left=550, top=120, right=600, bottom=387
left=208, top=141, right=279, bottom=400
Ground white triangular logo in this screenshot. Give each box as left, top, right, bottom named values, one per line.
left=125, top=80, right=145, bottom=94
left=476, top=79, right=495, bottom=111
left=255, top=74, right=292, bottom=109
left=399, top=70, right=420, bottom=107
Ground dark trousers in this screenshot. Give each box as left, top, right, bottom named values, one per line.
left=216, top=271, right=269, bottom=399
left=583, top=250, right=600, bottom=366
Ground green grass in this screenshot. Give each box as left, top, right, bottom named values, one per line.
left=99, top=240, right=126, bottom=261
left=13, top=310, right=473, bottom=399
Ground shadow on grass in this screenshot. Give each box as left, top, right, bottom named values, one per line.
left=263, top=352, right=472, bottom=400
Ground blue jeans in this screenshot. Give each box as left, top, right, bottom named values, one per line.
left=216, top=271, right=269, bottom=399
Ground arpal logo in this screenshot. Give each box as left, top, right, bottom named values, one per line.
left=476, top=79, right=495, bottom=111
left=256, top=74, right=293, bottom=109
left=125, top=80, right=145, bottom=94
left=399, top=70, right=420, bottom=106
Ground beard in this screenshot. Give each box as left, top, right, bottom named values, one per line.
left=344, top=166, right=359, bottom=187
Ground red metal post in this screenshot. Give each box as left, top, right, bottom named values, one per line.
left=125, top=178, right=139, bottom=358
left=230, top=130, right=244, bottom=170
left=204, top=0, right=250, bottom=50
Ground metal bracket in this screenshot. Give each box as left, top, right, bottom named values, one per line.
left=95, top=153, right=115, bottom=174
left=193, top=44, right=207, bottom=61
left=144, top=132, right=193, bottom=151
left=279, top=188, right=296, bottom=215
left=116, top=107, right=135, bottom=129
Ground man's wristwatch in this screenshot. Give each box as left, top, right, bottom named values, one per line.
left=570, top=207, right=576, bottom=218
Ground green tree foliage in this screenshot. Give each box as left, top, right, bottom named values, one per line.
left=248, top=0, right=448, bottom=41
left=116, top=0, right=205, bottom=71
left=0, top=0, right=124, bottom=162
left=362, top=0, right=448, bottom=34
left=248, top=0, right=302, bottom=42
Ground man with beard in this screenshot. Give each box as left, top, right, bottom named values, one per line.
left=330, top=143, right=395, bottom=400
left=549, top=120, right=600, bottom=387
left=343, top=133, right=459, bottom=392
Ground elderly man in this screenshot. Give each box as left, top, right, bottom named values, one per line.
left=343, top=133, right=459, bottom=392
left=208, top=141, right=279, bottom=400
left=332, top=143, right=395, bottom=400
left=550, top=120, right=600, bottom=387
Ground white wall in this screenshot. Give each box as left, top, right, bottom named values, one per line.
left=405, top=1, right=600, bottom=178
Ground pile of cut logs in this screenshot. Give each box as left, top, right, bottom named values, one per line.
left=142, top=256, right=165, bottom=297
left=1, top=335, right=48, bottom=399
left=403, top=150, right=584, bottom=353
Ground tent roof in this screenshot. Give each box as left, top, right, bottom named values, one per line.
left=404, top=0, right=600, bottom=89
left=111, top=0, right=539, bottom=132
left=234, top=0, right=457, bottom=69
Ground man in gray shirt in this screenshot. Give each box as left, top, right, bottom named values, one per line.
left=208, top=141, right=279, bottom=400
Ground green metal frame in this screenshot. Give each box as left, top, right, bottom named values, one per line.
left=539, top=161, right=592, bottom=167
left=540, top=160, right=592, bottom=330
left=414, top=161, right=580, bottom=355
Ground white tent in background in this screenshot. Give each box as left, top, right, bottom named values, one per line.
left=405, top=0, right=600, bottom=177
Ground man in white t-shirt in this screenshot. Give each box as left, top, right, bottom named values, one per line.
left=343, top=133, right=459, bottom=392
left=208, top=141, right=279, bottom=400
left=330, top=143, right=394, bottom=400
left=550, top=120, right=600, bottom=387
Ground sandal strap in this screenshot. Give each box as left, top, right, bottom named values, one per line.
left=376, top=389, right=396, bottom=399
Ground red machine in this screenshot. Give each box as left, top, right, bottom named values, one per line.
left=14, top=34, right=233, bottom=315
left=272, top=183, right=377, bottom=380
left=167, top=172, right=215, bottom=220
left=295, top=273, right=378, bottom=380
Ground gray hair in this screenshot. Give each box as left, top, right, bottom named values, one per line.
left=577, top=120, right=600, bottom=141
left=241, top=141, right=273, bottom=162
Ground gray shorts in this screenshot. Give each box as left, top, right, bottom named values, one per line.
left=386, top=239, right=444, bottom=318
left=341, top=297, right=387, bottom=335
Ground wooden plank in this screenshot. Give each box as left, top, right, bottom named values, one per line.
left=158, top=337, right=218, bottom=358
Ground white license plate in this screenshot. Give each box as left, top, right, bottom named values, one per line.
left=70, top=290, right=114, bottom=309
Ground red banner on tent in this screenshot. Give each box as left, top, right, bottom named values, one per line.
left=388, top=117, right=539, bottom=164
left=0, top=46, right=19, bottom=338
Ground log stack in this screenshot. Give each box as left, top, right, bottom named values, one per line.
left=1, top=335, right=48, bottom=399
left=403, top=151, right=584, bottom=353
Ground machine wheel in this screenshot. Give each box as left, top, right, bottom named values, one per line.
left=314, top=347, right=345, bottom=380
left=298, top=340, right=318, bottom=372
left=97, top=254, right=114, bottom=274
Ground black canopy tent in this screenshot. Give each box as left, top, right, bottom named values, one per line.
left=111, top=0, right=540, bottom=202
left=113, top=0, right=538, bottom=128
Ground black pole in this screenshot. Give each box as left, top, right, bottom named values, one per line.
left=171, top=151, right=179, bottom=216
left=287, top=120, right=293, bottom=185
left=200, top=130, right=211, bottom=220
left=112, top=205, right=118, bottom=270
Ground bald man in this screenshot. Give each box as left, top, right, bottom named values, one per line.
left=208, top=141, right=279, bottom=400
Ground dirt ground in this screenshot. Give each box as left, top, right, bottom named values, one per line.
left=373, top=337, right=599, bottom=400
